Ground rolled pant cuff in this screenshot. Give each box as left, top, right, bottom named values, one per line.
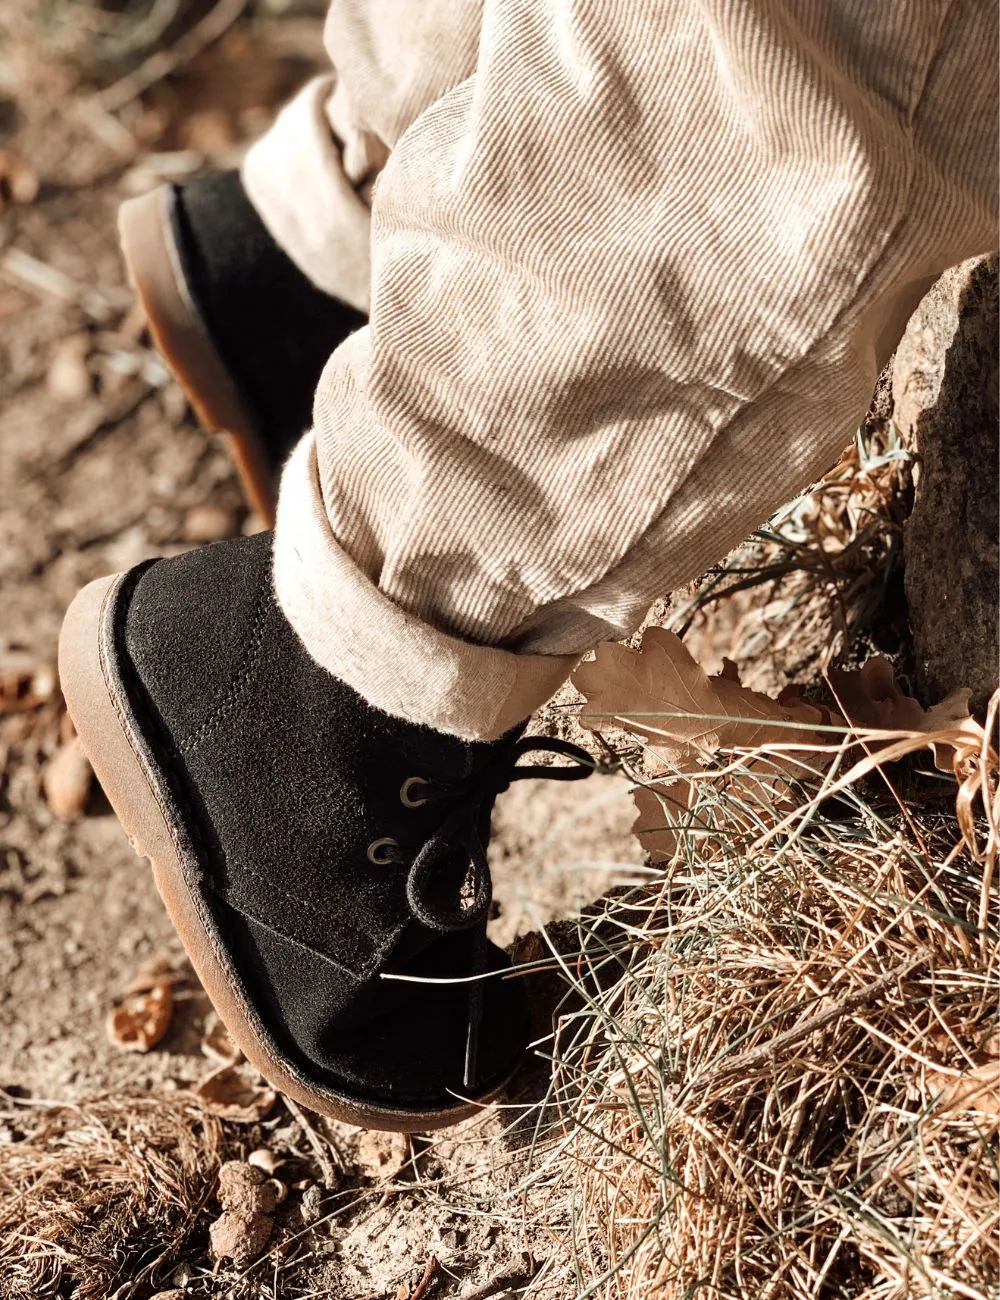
left=241, top=77, right=372, bottom=314
left=272, top=436, right=578, bottom=740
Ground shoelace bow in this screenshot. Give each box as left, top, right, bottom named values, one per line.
left=380, top=735, right=618, bottom=1090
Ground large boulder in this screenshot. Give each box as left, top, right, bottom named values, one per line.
left=892, top=255, right=999, bottom=714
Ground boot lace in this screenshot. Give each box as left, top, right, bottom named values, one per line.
left=375, top=735, right=617, bottom=1090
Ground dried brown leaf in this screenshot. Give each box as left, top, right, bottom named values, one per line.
left=107, top=979, right=173, bottom=1052
left=711, top=674, right=829, bottom=757
left=829, top=657, right=978, bottom=772
left=0, top=660, right=57, bottom=713
left=829, top=657, right=927, bottom=733
left=510, top=931, right=545, bottom=966
left=194, top=1065, right=276, bottom=1123
left=634, top=764, right=797, bottom=864
left=573, top=629, right=726, bottom=763
left=200, top=1013, right=242, bottom=1065
left=631, top=780, right=697, bottom=863
left=925, top=1031, right=999, bottom=1129
left=573, top=627, right=829, bottom=768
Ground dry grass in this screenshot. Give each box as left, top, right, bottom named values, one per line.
left=524, top=746, right=997, bottom=1299
left=677, top=424, right=914, bottom=691
left=519, top=420, right=997, bottom=1300
left=0, top=0, right=207, bottom=90
left=0, top=1090, right=235, bottom=1299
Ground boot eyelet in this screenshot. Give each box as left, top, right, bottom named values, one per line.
left=400, top=776, right=430, bottom=808
left=367, top=837, right=399, bottom=865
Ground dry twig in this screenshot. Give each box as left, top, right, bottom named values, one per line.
left=93, top=0, right=249, bottom=113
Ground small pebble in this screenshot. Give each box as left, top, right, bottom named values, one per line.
left=183, top=503, right=238, bottom=543
left=46, top=334, right=92, bottom=403
left=210, top=1208, right=272, bottom=1268
left=299, top=1181, right=325, bottom=1225
left=248, top=1147, right=280, bottom=1174
left=42, top=739, right=93, bottom=819
left=160, top=381, right=189, bottom=425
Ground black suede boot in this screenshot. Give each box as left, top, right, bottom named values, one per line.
left=59, top=532, right=596, bottom=1129
left=119, top=171, right=366, bottom=523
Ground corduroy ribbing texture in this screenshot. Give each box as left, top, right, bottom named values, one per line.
left=253, top=0, right=998, bottom=740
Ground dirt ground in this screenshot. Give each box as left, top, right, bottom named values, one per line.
left=0, top=14, right=645, bottom=1296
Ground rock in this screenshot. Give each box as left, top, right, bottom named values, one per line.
left=210, top=1161, right=279, bottom=1267
left=892, top=255, right=999, bottom=713
left=298, top=1181, right=325, bottom=1225
left=209, top=1208, right=273, bottom=1268
left=42, top=738, right=93, bottom=819
left=218, top=1159, right=279, bottom=1214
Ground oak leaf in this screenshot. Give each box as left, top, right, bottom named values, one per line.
left=194, top=1065, right=276, bottom=1123
left=924, top=1031, right=999, bottom=1131
left=633, top=765, right=797, bottom=864
left=107, top=979, right=173, bottom=1052
left=573, top=627, right=829, bottom=768
left=829, top=657, right=977, bottom=772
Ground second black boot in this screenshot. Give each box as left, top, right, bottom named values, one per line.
left=59, top=531, right=596, bottom=1129
left=119, top=171, right=367, bottom=523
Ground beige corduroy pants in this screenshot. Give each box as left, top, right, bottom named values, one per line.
left=243, top=0, right=998, bottom=741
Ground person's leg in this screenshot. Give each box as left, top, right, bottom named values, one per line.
left=120, top=0, right=485, bottom=520
left=241, top=0, right=487, bottom=312
left=62, top=0, right=997, bottom=1129
left=275, top=0, right=998, bottom=739
left=119, top=171, right=367, bottom=521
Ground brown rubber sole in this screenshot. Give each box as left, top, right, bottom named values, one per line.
left=118, top=188, right=277, bottom=526
left=59, top=572, right=509, bottom=1131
